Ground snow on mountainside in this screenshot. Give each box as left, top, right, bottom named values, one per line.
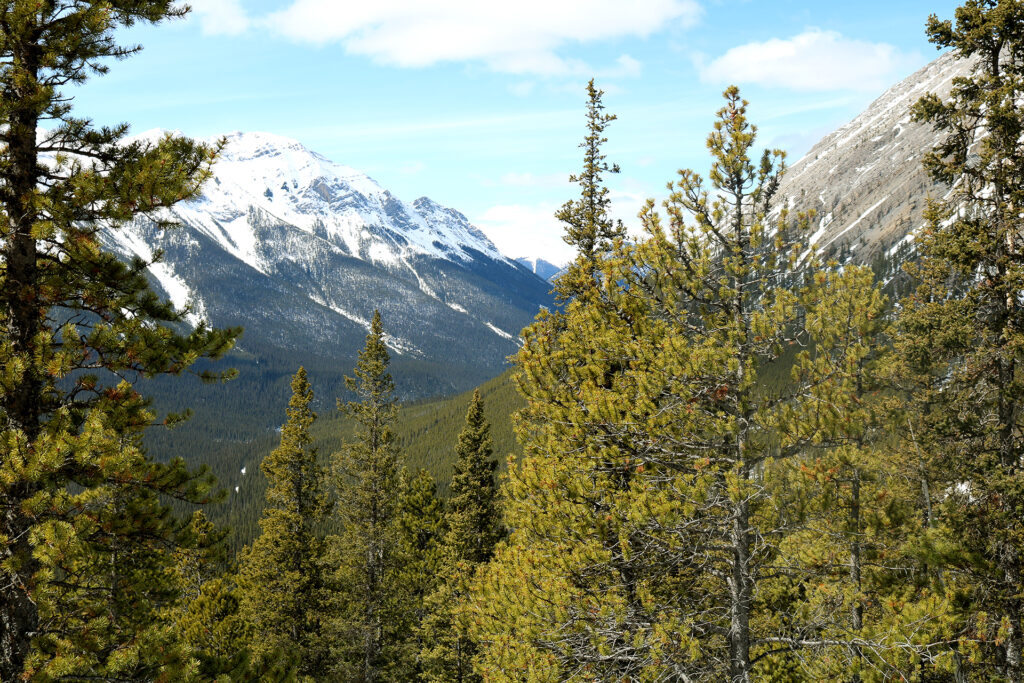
left=515, top=257, right=564, bottom=283
left=780, top=50, right=974, bottom=263
left=100, top=131, right=552, bottom=397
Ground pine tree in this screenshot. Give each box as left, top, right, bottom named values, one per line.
left=237, top=367, right=330, bottom=678
left=471, top=87, right=899, bottom=681
left=0, top=2, right=240, bottom=677
left=421, top=390, right=502, bottom=682
left=447, top=389, right=502, bottom=564
left=392, top=468, right=447, bottom=678
left=554, top=79, right=624, bottom=300
left=330, top=310, right=404, bottom=681
left=891, top=2, right=1024, bottom=678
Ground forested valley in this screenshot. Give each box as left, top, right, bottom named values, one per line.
left=3, top=1, right=1024, bottom=681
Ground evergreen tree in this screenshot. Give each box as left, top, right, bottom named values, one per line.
left=421, top=390, right=502, bottom=682
left=392, top=468, right=447, bottom=678
left=554, top=78, right=624, bottom=299
left=471, top=87, right=899, bottom=681
left=330, top=310, right=404, bottom=681
left=891, top=2, right=1024, bottom=678
left=0, top=3, right=240, bottom=676
left=237, top=367, right=330, bottom=678
left=446, top=389, right=502, bottom=564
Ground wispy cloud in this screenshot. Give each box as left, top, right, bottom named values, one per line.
left=192, top=0, right=250, bottom=36
left=697, top=29, right=920, bottom=92
left=262, top=0, right=700, bottom=76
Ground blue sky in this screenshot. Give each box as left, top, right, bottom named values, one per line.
left=76, top=0, right=961, bottom=264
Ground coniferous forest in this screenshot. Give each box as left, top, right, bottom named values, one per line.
left=3, top=1, right=1024, bottom=681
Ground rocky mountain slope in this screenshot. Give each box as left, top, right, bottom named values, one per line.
left=101, top=131, right=552, bottom=401
left=779, top=50, right=972, bottom=264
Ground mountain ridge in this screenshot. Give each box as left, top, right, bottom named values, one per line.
left=102, top=130, right=550, bottom=389
left=779, top=50, right=972, bottom=264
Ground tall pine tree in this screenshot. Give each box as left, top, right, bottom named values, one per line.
left=421, top=389, right=502, bottom=682
left=0, top=2, right=239, bottom=677
left=472, top=86, right=898, bottom=681
left=893, top=2, right=1024, bottom=678
left=330, top=310, right=404, bottom=681
left=237, top=367, right=330, bottom=677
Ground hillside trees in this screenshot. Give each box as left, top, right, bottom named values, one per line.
left=894, top=2, right=1024, bottom=679
left=471, top=84, right=901, bottom=681
left=0, top=1, right=240, bottom=678
left=237, top=366, right=330, bottom=676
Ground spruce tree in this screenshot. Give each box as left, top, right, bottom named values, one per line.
left=892, top=2, right=1024, bottom=678
left=392, top=468, right=447, bottom=678
left=446, top=389, right=502, bottom=564
left=554, top=78, right=624, bottom=299
left=237, top=367, right=330, bottom=677
left=0, top=3, right=239, bottom=676
left=330, top=310, right=404, bottom=681
left=421, top=390, right=502, bottom=682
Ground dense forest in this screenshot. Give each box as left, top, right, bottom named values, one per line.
left=2, top=0, right=1024, bottom=681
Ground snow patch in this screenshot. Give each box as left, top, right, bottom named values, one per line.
left=485, top=322, right=516, bottom=342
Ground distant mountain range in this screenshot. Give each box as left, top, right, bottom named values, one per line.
left=102, top=131, right=553, bottom=402
left=515, top=256, right=563, bottom=282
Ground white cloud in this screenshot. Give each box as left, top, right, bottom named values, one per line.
left=192, top=0, right=250, bottom=36
left=474, top=203, right=571, bottom=264
left=697, top=29, right=920, bottom=92
left=264, top=0, right=700, bottom=76
left=474, top=187, right=651, bottom=264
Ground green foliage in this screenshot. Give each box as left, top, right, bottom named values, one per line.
left=210, top=366, right=523, bottom=555
left=555, top=79, right=625, bottom=298
left=0, top=2, right=241, bottom=678
left=393, top=469, right=448, bottom=678
left=329, top=310, right=406, bottom=681
left=237, top=367, right=331, bottom=678
left=420, top=390, right=504, bottom=682
left=891, top=2, right=1024, bottom=678
left=446, top=390, right=503, bottom=565
left=470, top=84, right=917, bottom=682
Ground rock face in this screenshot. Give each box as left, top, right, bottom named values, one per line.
left=779, top=51, right=973, bottom=264
left=101, top=131, right=552, bottom=397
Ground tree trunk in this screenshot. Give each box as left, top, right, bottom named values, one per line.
left=0, top=35, right=43, bottom=679
left=729, top=490, right=752, bottom=683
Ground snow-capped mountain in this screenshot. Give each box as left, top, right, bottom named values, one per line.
left=102, top=131, right=552, bottom=398
left=779, top=50, right=973, bottom=263
left=515, top=257, right=564, bottom=283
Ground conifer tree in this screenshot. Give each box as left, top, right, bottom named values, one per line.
left=392, top=468, right=447, bottom=678
left=891, top=2, right=1024, bottom=678
left=330, top=310, right=404, bottom=681
left=471, top=86, right=900, bottom=681
left=421, top=390, right=502, bottom=682
left=554, top=79, right=624, bottom=299
left=237, top=367, right=330, bottom=677
left=447, top=389, right=502, bottom=564
left=0, top=4, right=240, bottom=676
